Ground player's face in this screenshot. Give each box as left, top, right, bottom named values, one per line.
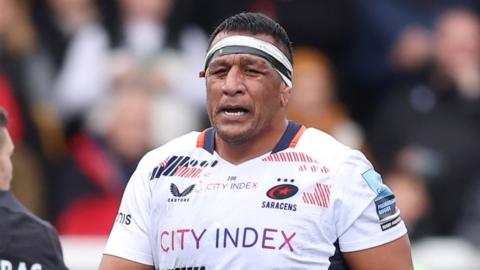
left=206, top=32, right=289, bottom=145
left=0, top=128, right=14, bottom=186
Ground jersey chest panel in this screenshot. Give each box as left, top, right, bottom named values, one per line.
left=148, top=150, right=338, bottom=269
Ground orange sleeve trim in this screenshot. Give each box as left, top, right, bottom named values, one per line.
left=289, top=125, right=306, bottom=148
left=196, top=130, right=207, bottom=148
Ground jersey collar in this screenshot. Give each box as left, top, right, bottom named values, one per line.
left=197, top=121, right=306, bottom=155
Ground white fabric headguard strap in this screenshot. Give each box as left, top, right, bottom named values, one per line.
left=204, top=35, right=293, bottom=87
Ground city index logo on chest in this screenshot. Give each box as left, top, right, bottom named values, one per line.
left=159, top=227, right=296, bottom=253
left=150, top=156, right=219, bottom=180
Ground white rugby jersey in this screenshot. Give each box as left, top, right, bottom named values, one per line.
left=104, top=121, right=407, bottom=270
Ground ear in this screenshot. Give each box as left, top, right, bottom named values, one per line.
left=279, top=84, right=292, bottom=108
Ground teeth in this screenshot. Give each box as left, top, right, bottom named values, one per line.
left=224, top=111, right=245, bottom=116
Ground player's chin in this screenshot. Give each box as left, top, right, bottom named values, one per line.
left=215, top=124, right=253, bottom=145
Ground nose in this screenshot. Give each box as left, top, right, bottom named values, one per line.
left=222, top=66, right=246, bottom=96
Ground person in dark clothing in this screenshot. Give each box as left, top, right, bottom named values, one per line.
left=369, top=9, right=480, bottom=241
left=0, top=107, right=69, bottom=270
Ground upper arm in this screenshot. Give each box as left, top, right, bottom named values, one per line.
left=99, top=255, right=154, bottom=270
left=332, top=150, right=412, bottom=268
left=343, top=234, right=413, bottom=270
left=335, top=152, right=408, bottom=250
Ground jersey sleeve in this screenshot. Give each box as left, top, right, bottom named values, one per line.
left=103, top=154, right=154, bottom=265
left=333, top=150, right=407, bottom=252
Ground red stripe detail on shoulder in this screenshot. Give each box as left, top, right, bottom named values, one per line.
left=289, top=125, right=306, bottom=148
left=197, top=130, right=207, bottom=148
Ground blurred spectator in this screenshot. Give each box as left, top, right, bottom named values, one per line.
left=0, top=0, right=51, bottom=218
left=107, top=0, right=210, bottom=120
left=106, top=56, right=205, bottom=147
left=29, top=0, right=109, bottom=135
left=369, top=9, right=480, bottom=242
left=113, top=0, right=176, bottom=58
left=288, top=47, right=367, bottom=152
left=0, top=0, right=36, bottom=144
left=432, top=10, right=480, bottom=100
left=344, top=0, right=475, bottom=127
left=53, top=85, right=154, bottom=235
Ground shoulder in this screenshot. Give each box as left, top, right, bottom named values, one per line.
left=297, top=127, right=351, bottom=161
left=297, top=127, right=372, bottom=175
left=0, top=191, right=55, bottom=231
left=0, top=194, right=64, bottom=261
left=14, top=207, right=59, bottom=239
left=299, top=127, right=349, bottom=148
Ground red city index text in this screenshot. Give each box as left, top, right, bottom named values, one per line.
left=159, top=227, right=296, bottom=252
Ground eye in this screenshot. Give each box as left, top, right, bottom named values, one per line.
left=208, top=67, right=228, bottom=77
left=245, top=68, right=262, bottom=76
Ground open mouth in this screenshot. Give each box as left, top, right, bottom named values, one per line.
left=221, top=106, right=250, bottom=116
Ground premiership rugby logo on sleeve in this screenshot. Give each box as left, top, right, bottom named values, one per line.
left=375, top=194, right=396, bottom=219
left=362, top=169, right=402, bottom=230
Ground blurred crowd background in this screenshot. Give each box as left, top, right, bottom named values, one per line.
left=1, top=0, right=480, bottom=268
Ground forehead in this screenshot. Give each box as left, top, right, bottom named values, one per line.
left=208, top=53, right=271, bottom=68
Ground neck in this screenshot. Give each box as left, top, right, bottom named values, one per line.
left=215, top=118, right=289, bottom=164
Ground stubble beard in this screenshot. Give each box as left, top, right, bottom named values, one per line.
left=213, top=121, right=255, bottom=145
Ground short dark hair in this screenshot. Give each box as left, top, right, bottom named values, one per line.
left=208, top=12, right=293, bottom=63
left=0, top=107, right=8, bottom=128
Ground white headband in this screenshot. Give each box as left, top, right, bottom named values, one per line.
left=204, top=35, right=293, bottom=87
